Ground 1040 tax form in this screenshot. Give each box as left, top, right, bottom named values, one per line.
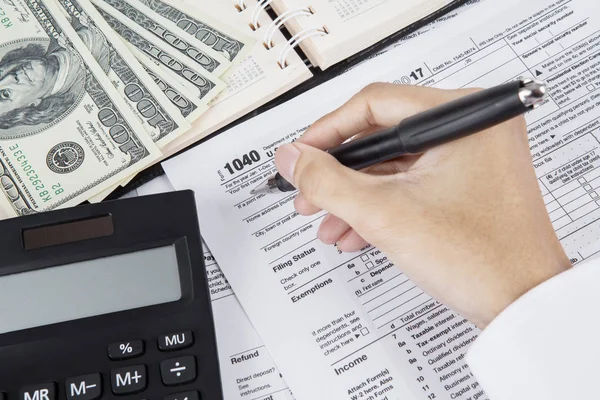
left=164, top=0, right=600, bottom=398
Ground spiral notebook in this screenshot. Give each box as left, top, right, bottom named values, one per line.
left=263, top=0, right=455, bottom=69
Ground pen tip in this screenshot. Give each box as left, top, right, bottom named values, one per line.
left=250, top=178, right=269, bottom=195
left=250, top=176, right=278, bottom=195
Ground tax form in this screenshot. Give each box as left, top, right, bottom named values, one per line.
left=164, top=0, right=600, bottom=398
left=122, top=176, right=294, bottom=400
left=118, top=4, right=489, bottom=400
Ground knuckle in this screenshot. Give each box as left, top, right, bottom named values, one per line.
left=361, top=82, right=388, bottom=94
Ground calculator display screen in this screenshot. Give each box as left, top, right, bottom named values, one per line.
left=0, top=245, right=182, bottom=334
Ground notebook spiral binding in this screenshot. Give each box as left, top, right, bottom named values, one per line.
left=236, top=0, right=328, bottom=69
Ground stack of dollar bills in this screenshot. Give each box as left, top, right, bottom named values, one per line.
left=0, top=0, right=252, bottom=217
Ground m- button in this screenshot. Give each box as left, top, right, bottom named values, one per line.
left=65, top=373, right=102, bottom=400
left=20, top=383, right=56, bottom=400
left=158, top=330, right=194, bottom=351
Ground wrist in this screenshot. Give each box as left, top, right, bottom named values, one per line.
left=478, top=253, right=572, bottom=328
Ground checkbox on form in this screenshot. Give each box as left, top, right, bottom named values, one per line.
left=588, top=84, right=595, bottom=92
left=592, top=192, right=599, bottom=198
left=360, top=254, right=369, bottom=262
left=584, top=184, right=593, bottom=191
left=579, top=177, right=587, bottom=184
left=366, top=261, right=374, bottom=269
left=360, top=328, right=370, bottom=336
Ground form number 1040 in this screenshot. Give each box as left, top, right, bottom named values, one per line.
left=224, top=150, right=262, bottom=175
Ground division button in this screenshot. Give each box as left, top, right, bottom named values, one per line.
left=20, top=382, right=56, bottom=400
left=65, top=374, right=102, bottom=400
left=108, top=340, right=144, bottom=360
left=160, top=356, right=197, bottom=386
left=158, top=331, right=194, bottom=351
left=163, top=391, right=200, bottom=400
left=110, top=365, right=147, bottom=395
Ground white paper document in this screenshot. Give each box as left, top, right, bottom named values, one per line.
left=164, top=0, right=600, bottom=398
left=123, top=176, right=295, bottom=400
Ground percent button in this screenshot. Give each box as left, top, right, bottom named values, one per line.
left=108, top=340, right=145, bottom=360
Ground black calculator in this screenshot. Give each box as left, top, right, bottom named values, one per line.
left=0, top=191, right=223, bottom=400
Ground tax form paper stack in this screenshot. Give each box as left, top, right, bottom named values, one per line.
left=165, top=0, right=600, bottom=398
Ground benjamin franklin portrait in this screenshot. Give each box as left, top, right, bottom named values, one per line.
left=0, top=20, right=109, bottom=138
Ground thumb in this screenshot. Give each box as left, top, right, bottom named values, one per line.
left=274, top=143, right=373, bottom=224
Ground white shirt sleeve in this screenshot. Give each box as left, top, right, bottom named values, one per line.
left=466, top=258, right=600, bottom=400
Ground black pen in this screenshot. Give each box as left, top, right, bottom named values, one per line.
left=251, top=79, right=547, bottom=195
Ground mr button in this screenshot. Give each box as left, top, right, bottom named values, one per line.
left=20, top=383, right=56, bottom=400
left=158, top=331, right=194, bottom=351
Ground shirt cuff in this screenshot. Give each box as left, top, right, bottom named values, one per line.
left=466, top=258, right=600, bottom=400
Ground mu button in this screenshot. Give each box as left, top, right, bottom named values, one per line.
left=110, top=365, right=147, bottom=395
left=65, top=374, right=102, bottom=400
left=160, top=356, right=197, bottom=386
left=158, top=331, right=194, bottom=351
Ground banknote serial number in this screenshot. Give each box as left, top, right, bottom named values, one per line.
left=0, top=7, right=13, bottom=28
left=9, top=144, right=64, bottom=203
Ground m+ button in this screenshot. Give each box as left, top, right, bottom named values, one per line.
left=110, top=365, right=147, bottom=395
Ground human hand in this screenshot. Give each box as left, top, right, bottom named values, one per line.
left=274, top=83, right=571, bottom=328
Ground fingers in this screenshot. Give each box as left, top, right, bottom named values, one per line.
left=337, top=229, right=369, bottom=252
left=318, top=214, right=351, bottom=244
left=294, top=155, right=420, bottom=217
left=298, top=83, right=468, bottom=150
left=275, top=142, right=378, bottom=227
left=295, top=193, right=320, bottom=216
left=317, top=214, right=369, bottom=252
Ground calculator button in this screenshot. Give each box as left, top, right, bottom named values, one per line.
left=163, top=391, right=199, bottom=400
left=110, top=365, right=147, bottom=395
left=1, top=392, right=6, bottom=400
left=20, top=382, right=56, bottom=400
left=158, top=331, right=194, bottom=351
left=108, top=340, right=144, bottom=360
left=160, top=356, right=197, bottom=386
left=65, top=374, right=102, bottom=400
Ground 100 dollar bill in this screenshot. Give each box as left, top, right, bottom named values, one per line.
left=136, top=52, right=208, bottom=122
left=100, top=0, right=231, bottom=76
left=136, top=0, right=254, bottom=64
left=92, top=0, right=226, bottom=104
left=57, top=0, right=191, bottom=147
left=0, top=0, right=160, bottom=215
